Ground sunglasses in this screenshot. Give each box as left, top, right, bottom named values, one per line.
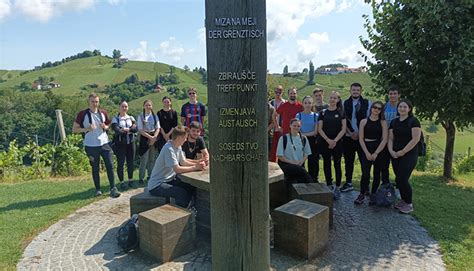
left=188, top=92, right=196, bottom=95
left=372, top=106, right=382, bottom=110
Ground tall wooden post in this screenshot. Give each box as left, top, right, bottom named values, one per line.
left=55, top=109, right=67, bottom=142
left=205, top=1, right=269, bottom=269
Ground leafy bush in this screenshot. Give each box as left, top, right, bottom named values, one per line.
left=456, top=155, right=474, bottom=173
left=51, top=135, right=89, bottom=176
left=0, top=135, right=90, bottom=182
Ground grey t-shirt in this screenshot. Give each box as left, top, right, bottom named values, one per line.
left=147, top=141, right=185, bottom=191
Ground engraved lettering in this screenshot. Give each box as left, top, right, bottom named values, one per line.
left=214, top=17, right=257, bottom=26
left=216, top=83, right=258, bottom=93
left=219, top=107, right=256, bottom=116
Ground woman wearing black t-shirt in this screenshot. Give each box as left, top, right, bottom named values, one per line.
left=157, top=96, right=178, bottom=152
left=318, top=91, right=347, bottom=199
left=388, top=99, right=421, bottom=214
left=354, top=101, right=388, bottom=205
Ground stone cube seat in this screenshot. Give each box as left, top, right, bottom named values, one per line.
left=138, top=204, right=196, bottom=263
left=290, top=183, right=334, bottom=227
left=129, top=188, right=169, bottom=216
left=272, top=199, right=329, bottom=259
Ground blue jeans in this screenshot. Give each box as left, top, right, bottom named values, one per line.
left=149, top=176, right=195, bottom=208
left=85, top=144, right=115, bottom=191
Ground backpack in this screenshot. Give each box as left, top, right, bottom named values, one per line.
left=117, top=214, right=139, bottom=252
left=282, top=133, right=307, bottom=151
left=375, top=183, right=396, bottom=207
left=139, top=112, right=158, bottom=130
left=408, top=117, right=426, bottom=156
left=78, top=108, right=106, bottom=138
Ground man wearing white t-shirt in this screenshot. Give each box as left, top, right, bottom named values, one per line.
left=73, top=93, right=120, bottom=198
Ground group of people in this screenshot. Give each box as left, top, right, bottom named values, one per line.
left=269, top=84, right=421, bottom=214
left=72, top=88, right=208, bottom=209
left=73, top=82, right=421, bottom=214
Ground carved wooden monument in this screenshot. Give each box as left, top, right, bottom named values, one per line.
left=205, top=0, right=269, bottom=269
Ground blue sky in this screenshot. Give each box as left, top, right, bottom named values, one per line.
left=0, top=0, right=372, bottom=73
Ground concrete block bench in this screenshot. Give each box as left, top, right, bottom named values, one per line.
left=272, top=199, right=329, bottom=259
left=290, top=183, right=334, bottom=227
left=129, top=188, right=169, bottom=216
left=138, top=204, right=196, bottom=263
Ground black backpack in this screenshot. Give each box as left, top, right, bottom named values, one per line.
left=408, top=117, right=426, bottom=156
left=375, top=183, right=396, bottom=207
left=78, top=108, right=106, bottom=138
left=117, top=214, right=139, bottom=252
left=282, top=133, right=307, bottom=151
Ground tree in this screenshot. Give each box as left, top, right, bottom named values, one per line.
left=93, top=49, right=101, bottom=56
left=184, top=65, right=190, bottom=72
left=112, top=49, right=122, bottom=59
left=124, top=73, right=139, bottom=84
left=169, top=66, right=176, bottom=74
left=308, top=60, right=315, bottom=85
left=360, top=1, right=474, bottom=179
left=283, top=65, right=288, bottom=75
left=302, top=68, right=308, bottom=75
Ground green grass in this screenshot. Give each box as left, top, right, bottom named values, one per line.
left=411, top=172, right=474, bottom=270
left=0, top=177, right=101, bottom=270
left=0, top=168, right=472, bottom=270
left=427, top=128, right=474, bottom=157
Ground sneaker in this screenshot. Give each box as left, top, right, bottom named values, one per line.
left=394, top=200, right=406, bottom=210
left=333, top=187, right=341, bottom=200
left=120, top=182, right=128, bottom=190
left=354, top=193, right=365, bottom=205
left=340, top=182, right=354, bottom=192
left=369, top=194, right=377, bottom=206
left=127, top=181, right=135, bottom=188
left=95, top=190, right=102, bottom=197
left=399, top=203, right=414, bottom=214
left=110, top=187, right=121, bottom=198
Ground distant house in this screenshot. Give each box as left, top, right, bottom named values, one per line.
left=316, top=66, right=367, bottom=75
left=32, top=82, right=42, bottom=90
left=117, top=58, right=128, bottom=65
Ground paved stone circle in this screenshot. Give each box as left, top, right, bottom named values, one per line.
left=18, top=189, right=445, bottom=270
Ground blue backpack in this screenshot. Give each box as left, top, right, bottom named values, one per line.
left=117, top=214, right=139, bottom=252
left=375, top=183, right=396, bottom=207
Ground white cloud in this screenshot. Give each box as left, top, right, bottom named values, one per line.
left=13, top=0, right=95, bottom=23
left=296, top=32, right=330, bottom=63
left=197, top=27, right=206, bottom=46
left=336, top=0, right=352, bottom=13
left=0, top=0, right=12, bottom=20
left=158, top=37, right=186, bottom=62
left=334, top=44, right=370, bottom=64
left=128, top=41, right=155, bottom=61
left=267, top=0, right=336, bottom=43
left=4, top=0, right=122, bottom=22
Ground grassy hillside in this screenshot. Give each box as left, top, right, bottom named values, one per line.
left=0, top=70, right=23, bottom=81
left=267, top=72, right=375, bottom=100
left=0, top=56, right=376, bottom=114
left=0, top=56, right=207, bottom=98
